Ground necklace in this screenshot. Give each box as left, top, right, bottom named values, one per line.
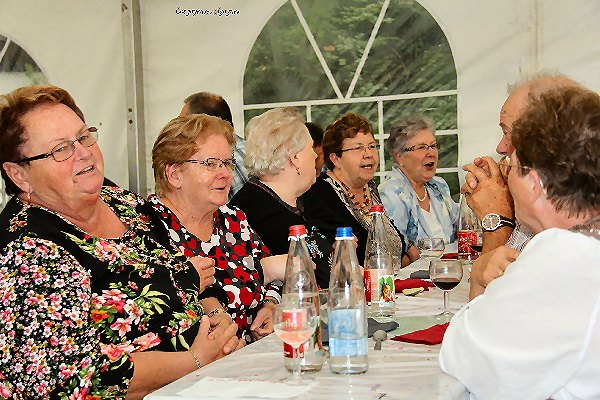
left=415, top=188, right=428, bottom=202
left=338, top=179, right=371, bottom=215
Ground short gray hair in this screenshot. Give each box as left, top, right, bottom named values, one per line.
left=244, top=107, right=308, bottom=178
left=385, top=115, right=436, bottom=163
left=507, top=70, right=579, bottom=95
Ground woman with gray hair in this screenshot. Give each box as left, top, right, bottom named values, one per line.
left=379, top=115, right=458, bottom=246
left=231, top=108, right=333, bottom=288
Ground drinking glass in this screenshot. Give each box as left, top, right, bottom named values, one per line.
left=273, top=302, right=318, bottom=381
left=416, top=237, right=445, bottom=268
left=429, top=259, right=463, bottom=319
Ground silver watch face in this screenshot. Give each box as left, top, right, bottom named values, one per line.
left=483, top=214, right=501, bottom=231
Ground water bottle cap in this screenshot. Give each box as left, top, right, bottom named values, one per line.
left=288, top=225, right=307, bottom=236
left=335, top=227, right=353, bottom=239
left=370, top=204, right=384, bottom=213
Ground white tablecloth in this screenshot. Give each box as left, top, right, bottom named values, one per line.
left=145, top=255, right=471, bottom=400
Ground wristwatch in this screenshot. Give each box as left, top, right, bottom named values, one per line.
left=481, top=213, right=516, bottom=232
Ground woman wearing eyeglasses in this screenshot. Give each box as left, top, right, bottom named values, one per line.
left=301, top=113, right=418, bottom=266
left=0, top=86, right=243, bottom=399
left=379, top=115, right=459, bottom=247
left=147, top=114, right=286, bottom=343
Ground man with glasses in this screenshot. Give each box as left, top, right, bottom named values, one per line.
left=463, top=73, right=580, bottom=299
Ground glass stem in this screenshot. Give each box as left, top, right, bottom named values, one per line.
left=443, top=290, right=450, bottom=314
left=293, top=345, right=301, bottom=376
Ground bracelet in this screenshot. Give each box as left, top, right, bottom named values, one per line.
left=263, top=298, right=278, bottom=306
left=188, top=348, right=201, bottom=369
left=207, top=308, right=229, bottom=318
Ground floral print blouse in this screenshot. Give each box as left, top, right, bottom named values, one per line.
left=0, top=187, right=215, bottom=399
left=146, top=195, right=282, bottom=343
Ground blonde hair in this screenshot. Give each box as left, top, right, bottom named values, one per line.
left=152, top=114, right=235, bottom=196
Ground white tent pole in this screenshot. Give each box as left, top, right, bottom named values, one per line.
left=121, top=0, right=147, bottom=196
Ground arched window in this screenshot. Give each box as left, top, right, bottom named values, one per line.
left=243, top=0, right=458, bottom=199
left=0, top=34, right=48, bottom=208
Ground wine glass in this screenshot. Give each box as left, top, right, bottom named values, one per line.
left=273, top=302, right=318, bottom=381
left=429, top=259, right=463, bottom=319
left=417, top=237, right=445, bottom=268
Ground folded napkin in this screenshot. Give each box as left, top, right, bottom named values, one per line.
left=394, top=278, right=434, bottom=292
left=441, top=252, right=458, bottom=260
left=391, top=322, right=450, bottom=345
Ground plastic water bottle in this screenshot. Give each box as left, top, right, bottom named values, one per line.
left=457, top=195, right=481, bottom=265
left=328, top=227, right=368, bottom=374
left=282, top=225, right=323, bottom=372
left=364, top=205, right=395, bottom=317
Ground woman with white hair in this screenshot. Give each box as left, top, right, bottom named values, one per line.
left=379, top=115, right=458, bottom=247
left=231, top=108, right=333, bottom=288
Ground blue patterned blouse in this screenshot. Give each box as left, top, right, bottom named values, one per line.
left=379, top=166, right=459, bottom=246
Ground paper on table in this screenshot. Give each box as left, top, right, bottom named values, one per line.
left=177, top=377, right=314, bottom=398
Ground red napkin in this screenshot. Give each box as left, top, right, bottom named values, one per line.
left=395, top=278, right=434, bottom=292
left=391, top=323, right=450, bottom=345
left=441, top=252, right=458, bottom=260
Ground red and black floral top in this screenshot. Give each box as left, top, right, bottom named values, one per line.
left=147, top=195, right=282, bottom=343
left=0, top=187, right=215, bottom=399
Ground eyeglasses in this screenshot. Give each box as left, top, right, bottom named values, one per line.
left=185, top=157, right=236, bottom=172
left=18, top=127, right=99, bottom=163
left=498, top=156, right=532, bottom=175
left=339, top=143, right=379, bottom=154
left=404, top=143, right=440, bottom=152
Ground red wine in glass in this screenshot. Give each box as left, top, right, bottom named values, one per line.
left=469, top=244, right=483, bottom=253
left=432, top=277, right=461, bottom=291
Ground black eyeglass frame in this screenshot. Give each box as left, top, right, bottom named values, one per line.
left=17, top=127, right=99, bottom=163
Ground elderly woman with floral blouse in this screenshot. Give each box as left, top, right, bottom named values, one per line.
left=0, top=85, right=242, bottom=399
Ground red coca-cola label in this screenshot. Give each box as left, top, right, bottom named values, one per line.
left=458, top=230, right=477, bottom=257
left=364, top=270, right=372, bottom=303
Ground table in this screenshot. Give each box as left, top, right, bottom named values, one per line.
left=146, top=259, right=471, bottom=400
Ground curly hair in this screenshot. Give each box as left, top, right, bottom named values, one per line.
left=322, top=113, right=373, bottom=170
left=152, top=114, right=235, bottom=196
left=386, top=115, right=436, bottom=163
left=244, top=107, right=307, bottom=178
left=512, top=86, right=600, bottom=215
left=0, top=85, right=85, bottom=195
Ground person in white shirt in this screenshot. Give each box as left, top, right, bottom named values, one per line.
left=440, top=85, right=600, bottom=400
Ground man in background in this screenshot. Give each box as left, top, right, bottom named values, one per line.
left=180, top=92, right=248, bottom=200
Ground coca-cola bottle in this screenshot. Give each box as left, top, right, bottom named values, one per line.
left=282, top=225, right=323, bottom=372
left=457, top=195, right=482, bottom=265
left=364, top=205, right=395, bottom=317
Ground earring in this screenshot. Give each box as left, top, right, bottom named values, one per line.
left=295, top=166, right=301, bottom=175
left=27, top=191, right=31, bottom=206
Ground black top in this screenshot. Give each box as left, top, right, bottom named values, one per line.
left=231, top=178, right=333, bottom=288
left=301, top=175, right=408, bottom=264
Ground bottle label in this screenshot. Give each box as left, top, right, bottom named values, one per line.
left=283, top=310, right=306, bottom=358
left=328, top=309, right=368, bottom=356
left=364, top=270, right=372, bottom=303
left=458, top=230, right=477, bottom=257
left=375, top=274, right=395, bottom=304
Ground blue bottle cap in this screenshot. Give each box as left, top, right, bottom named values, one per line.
left=335, top=227, right=353, bottom=240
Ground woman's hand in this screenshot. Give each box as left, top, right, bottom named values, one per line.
left=250, top=301, right=275, bottom=341
left=469, top=246, right=520, bottom=300
left=189, top=256, right=216, bottom=293
left=199, top=297, right=236, bottom=336
left=190, top=315, right=241, bottom=367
